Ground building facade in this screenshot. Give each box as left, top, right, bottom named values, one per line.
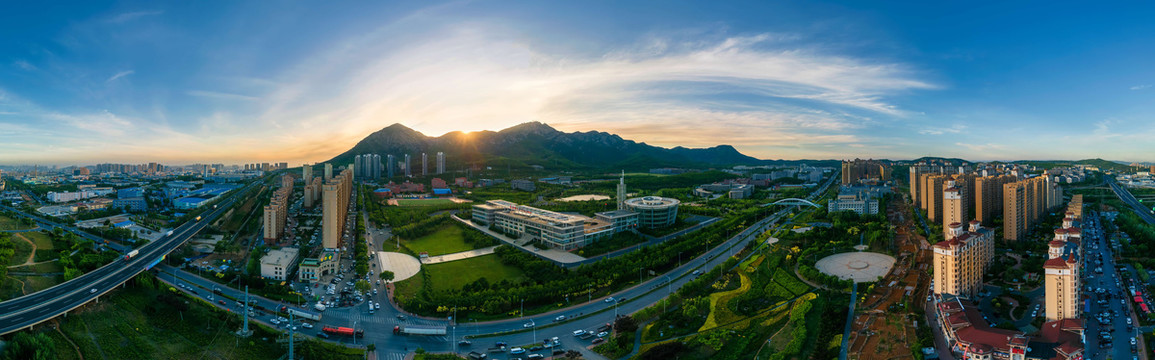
left=322, top=168, right=353, bottom=249
left=260, top=248, right=300, bottom=281
left=933, top=221, right=995, bottom=299
left=623, top=196, right=680, bottom=229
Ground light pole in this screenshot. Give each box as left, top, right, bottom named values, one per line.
left=664, top=275, right=672, bottom=313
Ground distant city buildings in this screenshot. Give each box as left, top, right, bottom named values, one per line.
left=386, top=154, right=396, bottom=178
left=841, top=159, right=891, bottom=186
left=911, top=162, right=1063, bottom=241
left=511, top=179, right=535, bottom=192
left=421, top=153, right=428, bottom=176
left=47, top=187, right=114, bottom=203
left=354, top=154, right=382, bottom=180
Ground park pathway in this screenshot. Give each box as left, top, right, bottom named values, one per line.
left=419, top=245, right=499, bottom=265
left=839, top=283, right=857, bottom=360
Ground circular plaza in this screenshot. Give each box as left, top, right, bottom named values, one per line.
left=375, top=252, right=422, bottom=282
left=814, top=252, right=896, bottom=283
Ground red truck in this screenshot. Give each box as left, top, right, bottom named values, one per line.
left=322, top=326, right=364, bottom=338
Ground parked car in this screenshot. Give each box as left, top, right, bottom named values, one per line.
left=509, top=347, right=526, bottom=354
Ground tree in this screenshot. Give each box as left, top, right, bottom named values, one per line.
left=355, top=280, right=371, bottom=293
left=379, top=270, right=395, bottom=283
left=613, top=315, right=638, bottom=334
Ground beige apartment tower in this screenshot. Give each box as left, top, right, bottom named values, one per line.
left=322, top=168, right=353, bottom=249
left=932, top=221, right=995, bottom=299
left=942, top=182, right=969, bottom=234
left=974, top=175, right=1013, bottom=224
left=923, top=174, right=947, bottom=222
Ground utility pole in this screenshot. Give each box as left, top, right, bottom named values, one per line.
left=288, top=312, right=295, bottom=360
left=237, top=286, right=252, bottom=337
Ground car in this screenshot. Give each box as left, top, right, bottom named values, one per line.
left=573, top=330, right=586, bottom=337
left=270, top=319, right=281, bottom=325
left=604, top=297, right=615, bottom=303
left=591, top=338, right=605, bottom=344
left=301, top=323, right=314, bottom=329
left=527, top=355, right=544, bottom=359
left=90, top=288, right=98, bottom=294
left=692, top=270, right=703, bottom=276
left=218, top=300, right=227, bottom=305
left=375, top=303, right=380, bottom=310
left=530, top=345, right=544, bottom=351
left=523, top=322, right=535, bottom=328
left=458, top=340, right=472, bottom=346
left=316, top=332, right=329, bottom=339
left=597, top=331, right=609, bottom=338
left=509, top=347, right=526, bottom=354
left=555, top=315, right=567, bottom=321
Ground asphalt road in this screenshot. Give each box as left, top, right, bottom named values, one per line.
left=1108, top=179, right=1155, bottom=225
left=0, top=183, right=257, bottom=335
left=1082, top=211, right=1145, bottom=360
left=159, top=172, right=840, bottom=360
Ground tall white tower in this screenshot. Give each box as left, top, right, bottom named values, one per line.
left=617, top=170, right=626, bottom=210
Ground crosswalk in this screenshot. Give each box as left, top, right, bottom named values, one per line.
left=380, top=352, right=406, bottom=360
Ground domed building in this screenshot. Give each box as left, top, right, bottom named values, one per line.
left=624, top=196, right=680, bottom=229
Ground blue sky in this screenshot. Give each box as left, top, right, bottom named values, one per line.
left=1, top=1, right=1153, bottom=165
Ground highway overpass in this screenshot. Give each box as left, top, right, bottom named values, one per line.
left=1107, top=178, right=1155, bottom=225
left=0, top=183, right=256, bottom=335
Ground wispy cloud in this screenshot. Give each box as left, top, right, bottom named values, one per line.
left=918, top=124, right=966, bottom=135
left=187, top=90, right=259, bottom=101
left=13, top=60, right=36, bottom=71
left=1130, top=84, right=1151, bottom=91
left=106, top=10, right=164, bottom=24
left=106, top=70, right=134, bottom=83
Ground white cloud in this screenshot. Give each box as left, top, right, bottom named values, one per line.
left=1130, top=84, right=1151, bottom=91
left=187, top=90, right=258, bottom=101
left=918, top=124, right=966, bottom=136
left=13, top=60, right=36, bottom=71
left=106, top=10, right=164, bottom=24
left=106, top=70, right=134, bottom=83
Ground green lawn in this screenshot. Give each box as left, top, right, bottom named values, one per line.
left=23, top=231, right=55, bottom=249
left=0, top=215, right=36, bottom=230
left=7, top=235, right=33, bottom=266
left=425, top=254, right=527, bottom=292
left=396, top=198, right=455, bottom=206
left=404, top=223, right=474, bottom=256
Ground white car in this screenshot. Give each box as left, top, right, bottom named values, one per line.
left=604, top=297, right=615, bottom=303
left=301, top=323, right=314, bottom=329
left=270, top=319, right=281, bottom=325
left=572, top=330, right=586, bottom=337
left=523, top=322, right=535, bottom=328
left=89, top=288, right=98, bottom=293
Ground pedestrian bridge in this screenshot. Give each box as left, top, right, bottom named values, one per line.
left=768, top=198, right=821, bottom=208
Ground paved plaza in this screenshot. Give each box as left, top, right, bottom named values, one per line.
left=815, top=251, right=896, bottom=283
left=375, top=252, right=421, bottom=281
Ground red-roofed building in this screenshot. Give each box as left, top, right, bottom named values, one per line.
left=933, top=221, right=995, bottom=298
left=936, top=298, right=1083, bottom=360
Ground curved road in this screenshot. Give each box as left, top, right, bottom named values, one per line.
left=0, top=183, right=256, bottom=335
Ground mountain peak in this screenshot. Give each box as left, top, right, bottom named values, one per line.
left=500, top=121, right=559, bottom=135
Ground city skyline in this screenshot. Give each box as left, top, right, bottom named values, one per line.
left=2, top=1, right=1155, bottom=165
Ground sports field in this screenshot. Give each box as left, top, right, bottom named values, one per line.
left=395, top=198, right=455, bottom=206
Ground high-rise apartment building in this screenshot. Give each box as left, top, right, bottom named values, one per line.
left=909, top=166, right=926, bottom=207
left=974, top=175, right=1014, bottom=224
left=942, top=181, right=969, bottom=233
left=1003, top=176, right=1051, bottom=241
left=262, top=174, right=293, bottom=242
left=386, top=154, right=395, bottom=178
left=923, top=174, right=947, bottom=222
left=303, top=177, right=322, bottom=208
left=1044, top=197, right=1083, bottom=322
left=322, top=168, right=353, bottom=249
left=324, top=163, right=333, bottom=182
left=422, top=153, right=428, bottom=176
left=303, top=164, right=313, bottom=183
left=933, top=221, right=995, bottom=299
left=436, top=152, right=445, bottom=175
left=404, top=154, right=411, bottom=177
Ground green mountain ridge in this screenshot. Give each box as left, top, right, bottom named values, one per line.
left=327, top=122, right=778, bottom=170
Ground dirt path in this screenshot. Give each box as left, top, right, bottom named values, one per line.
left=10, top=233, right=36, bottom=266
left=53, top=320, right=85, bottom=360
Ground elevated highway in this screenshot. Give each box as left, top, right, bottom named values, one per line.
left=0, top=183, right=256, bottom=335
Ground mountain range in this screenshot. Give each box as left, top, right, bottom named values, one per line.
left=326, top=122, right=797, bottom=170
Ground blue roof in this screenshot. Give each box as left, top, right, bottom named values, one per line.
left=374, top=188, right=391, bottom=192
left=114, top=220, right=134, bottom=227
left=433, top=188, right=451, bottom=195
